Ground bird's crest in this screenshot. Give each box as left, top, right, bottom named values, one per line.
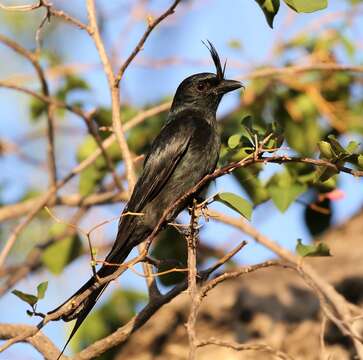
left=203, top=40, right=226, bottom=81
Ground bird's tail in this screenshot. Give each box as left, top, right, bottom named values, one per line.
left=49, top=244, right=133, bottom=359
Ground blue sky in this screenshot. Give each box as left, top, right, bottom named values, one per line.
left=1, top=0, right=363, bottom=358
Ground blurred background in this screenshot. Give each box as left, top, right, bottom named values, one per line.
left=0, top=0, right=363, bottom=359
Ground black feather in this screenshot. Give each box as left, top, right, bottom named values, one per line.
left=203, top=40, right=224, bottom=80
left=48, top=42, right=241, bottom=358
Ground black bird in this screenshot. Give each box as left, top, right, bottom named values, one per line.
left=49, top=41, right=242, bottom=355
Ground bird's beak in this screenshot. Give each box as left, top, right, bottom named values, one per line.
left=216, top=79, right=243, bottom=95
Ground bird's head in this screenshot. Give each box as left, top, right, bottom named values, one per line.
left=171, top=41, right=242, bottom=114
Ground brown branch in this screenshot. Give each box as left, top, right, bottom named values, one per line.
left=0, top=0, right=89, bottom=32
left=0, top=1, right=41, bottom=11
left=41, top=0, right=90, bottom=32
left=0, top=102, right=170, bottom=223
left=0, top=214, right=247, bottom=357
left=83, top=111, right=124, bottom=191
left=73, top=240, right=247, bottom=359
left=86, top=0, right=157, bottom=293
left=86, top=0, right=136, bottom=193
left=207, top=210, right=363, bottom=357
left=0, top=100, right=169, bottom=267
left=0, top=323, right=67, bottom=360
left=200, top=260, right=282, bottom=299
left=197, top=338, right=294, bottom=360
left=114, top=0, right=181, bottom=87
left=0, top=190, right=128, bottom=223
left=0, top=208, right=87, bottom=296
left=242, top=63, right=363, bottom=81
left=0, top=34, right=57, bottom=188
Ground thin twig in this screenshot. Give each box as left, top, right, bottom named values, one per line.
left=197, top=338, right=294, bottom=360
left=114, top=0, right=182, bottom=86
left=86, top=0, right=136, bottom=192
left=0, top=34, right=57, bottom=189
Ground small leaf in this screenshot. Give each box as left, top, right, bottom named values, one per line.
left=358, top=154, right=363, bottom=169
left=327, top=135, right=346, bottom=155
left=37, top=281, right=48, bottom=300
left=268, top=183, right=306, bottom=212
left=228, top=39, right=242, bottom=49
left=26, top=310, right=34, bottom=317
left=318, top=141, right=335, bottom=159
left=30, top=97, right=47, bottom=121
left=284, top=0, right=327, bottom=13
left=215, top=192, right=253, bottom=220
left=12, top=289, right=38, bottom=306
left=296, top=239, right=331, bottom=257
left=255, top=0, right=280, bottom=28
left=346, top=141, right=359, bottom=154
left=267, top=172, right=307, bottom=212
left=64, top=75, right=90, bottom=92
left=315, top=165, right=338, bottom=183
left=228, top=134, right=241, bottom=149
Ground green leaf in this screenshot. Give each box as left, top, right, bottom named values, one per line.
left=296, top=239, right=331, bottom=257
left=327, top=135, right=346, bottom=154
left=228, top=134, right=241, bottom=149
left=77, top=136, right=98, bottom=163
left=42, top=225, right=82, bottom=274
left=36, top=281, right=48, bottom=300
left=318, top=141, right=335, bottom=159
left=228, top=39, right=242, bottom=49
left=64, top=75, right=90, bottom=92
left=93, top=107, right=112, bottom=127
left=215, top=192, right=253, bottom=220
left=314, top=166, right=336, bottom=182
left=358, top=154, right=363, bottom=169
left=284, top=0, right=328, bottom=13
left=268, top=183, right=306, bottom=212
left=255, top=0, right=280, bottom=28
left=29, top=97, right=47, bottom=121
left=78, top=164, right=105, bottom=196
left=284, top=115, right=320, bottom=156
left=12, top=289, right=38, bottom=306
left=346, top=141, right=360, bottom=154
left=267, top=171, right=307, bottom=212
left=233, top=167, right=270, bottom=205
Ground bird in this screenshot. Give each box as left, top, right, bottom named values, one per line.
left=49, top=41, right=242, bottom=356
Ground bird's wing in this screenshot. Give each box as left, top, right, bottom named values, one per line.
left=103, top=114, right=196, bottom=264
left=127, top=115, right=195, bottom=213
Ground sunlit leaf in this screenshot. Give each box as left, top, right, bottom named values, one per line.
left=29, top=97, right=47, bottom=121
left=346, top=141, right=360, bottom=154
left=358, top=154, right=363, bottom=169
left=284, top=0, right=328, bottom=13
left=215, top=192, right=253, bottom=220
left=36, top=281, right=48, bottom=300
left=12, top=289, right=38, bottom=306
left=255, top=0, right=280, bottom=28
left=268, top=182, right=306, bottom=212
left=228, top=134, right=241, bottom=149
left=318, top=141, right=335, bottom=159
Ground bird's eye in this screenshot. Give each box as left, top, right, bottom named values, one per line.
left=197, top=82, right=206, bottom=91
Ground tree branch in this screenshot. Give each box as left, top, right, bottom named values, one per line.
left=0, top=323, right=67, bottom=360
left=114, top=0, right=181, bottom=87
left=0, top=34, right=57, bottom=188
